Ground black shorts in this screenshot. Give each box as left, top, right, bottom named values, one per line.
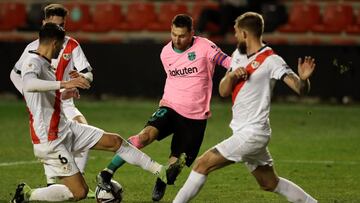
left=146, top=106, right=207, bottom=166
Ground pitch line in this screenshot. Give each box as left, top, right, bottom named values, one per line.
left=0, top=157, right=96, bottom=167
left=278, top=160, right=359, bottom=165
left=0, top=158, right=359, bottom=167
left=0, top=160, right=38, bottom=167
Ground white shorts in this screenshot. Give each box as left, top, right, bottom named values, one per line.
left=62, top=98, right=83, bottom=120
left=34, top=121, right=103, bottom=177
left=215, top=128, right=273, bottom=172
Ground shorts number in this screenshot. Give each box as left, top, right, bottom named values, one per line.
left=149, top=108, right=167, bottom=121
left=58, top=154, right=68, bottom=164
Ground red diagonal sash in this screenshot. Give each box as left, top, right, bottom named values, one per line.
left=232, top=49, right=274, bottom=103
left=48, top=38, right=78, bottom=141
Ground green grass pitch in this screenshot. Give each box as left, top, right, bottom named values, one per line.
left=0, top=99, right=359, bottom=202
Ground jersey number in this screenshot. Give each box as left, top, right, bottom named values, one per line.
left=149, top=108, right=167, bottom=121
left=58, top=154, right=68, bottom=164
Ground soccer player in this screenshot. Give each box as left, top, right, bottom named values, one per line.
left=11, top=23, right=186, bottom=203
left=173, top=12, right=318, bottom=203
left=10, top=4, right=93, bottom=190
left=96, top=14, right=231, bottom=201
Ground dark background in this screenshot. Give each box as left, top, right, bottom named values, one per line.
left=1, top=42, right=359, bottom=101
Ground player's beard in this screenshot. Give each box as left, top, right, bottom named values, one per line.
left=237, top=41, right=247, bottom=54
left=174, top=41, right=188, bottom=51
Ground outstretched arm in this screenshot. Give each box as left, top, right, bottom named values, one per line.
left=283, top=56, right=315, bottom=95
left=23, top=72, right=90, bottom=92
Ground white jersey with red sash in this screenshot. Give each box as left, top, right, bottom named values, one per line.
left=230, top=46, right=294, bottom=135
left=21, top=53, right=68, bottom=144
left=14, top=36, right=91, bottom=80
left=12, top=36, right=91, bottom=122
left=21, top=37, right=83, bottom=144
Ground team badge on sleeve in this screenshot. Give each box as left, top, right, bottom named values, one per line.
left=188, top=52, right=196, bottom=61
left=63, top=53, right=71, bottom=61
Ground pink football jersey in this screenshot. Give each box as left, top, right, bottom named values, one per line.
left=159, top=36, right=231, bottom=120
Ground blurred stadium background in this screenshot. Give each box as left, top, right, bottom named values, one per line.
left=0, top=0, right=359, bottom=103
left=0, top=1, right=360, bottom=202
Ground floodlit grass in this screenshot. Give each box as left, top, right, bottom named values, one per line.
left=0, top=99, right=359, bottom=202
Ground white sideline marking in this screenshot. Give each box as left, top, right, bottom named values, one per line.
left=278, top=160, right=360, bottom=165
left=0, top=160, right=38, bottom=167
left=0, top=157, right=96, bottom=167
left=0, top=159, right=359, bottom=167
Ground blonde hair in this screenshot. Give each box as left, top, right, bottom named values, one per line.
left=44, top=4, right=68, bottom=19
left=235, top=12, right=264, bottom=38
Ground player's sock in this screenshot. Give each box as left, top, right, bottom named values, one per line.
left=106, top=154, right=126, bottom=173
left=115, top=139, right=162, bottom=175
left=173, top=170, right=207, bottom=203
left=98, top=135, right=148, bottom=190
left=29, top=184, right=74, bottom=201
left=106, top=135, right=144, bottom=172
left=273, top=177, right=317, bottom=203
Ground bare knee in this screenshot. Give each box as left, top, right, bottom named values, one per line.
left=193, top=149, right=230, bottom=175
left=102, top=133, right=123, bottom=152
left=72, top=185, right=89, bottom=201
left=258, top=178, right=279, bottom=192
left=193, top=156, right=211, bottom=175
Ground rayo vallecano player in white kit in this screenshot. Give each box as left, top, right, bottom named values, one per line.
left=174, top=12, right=317, bottom=203
left=11, top=23, right=185, bottom=203
left=10, top=4, right=93, bottom=188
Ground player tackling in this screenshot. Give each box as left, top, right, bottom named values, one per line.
left=173, top=12, right=318, bottom=203
left=11, top=23, right=185, bottom=203
left=10, top=4, right=94, bottom=193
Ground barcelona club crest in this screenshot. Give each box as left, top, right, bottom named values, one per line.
left=188, top=52, right=196, bottom=61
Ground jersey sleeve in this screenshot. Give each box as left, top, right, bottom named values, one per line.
left=14, top=40, right=39, bottom=73
left=21, top=57, right=42, bottom=78
left=72, top=42, right=92, bottom=73
left=269, top=55, right=294, bottom=80
left=14, top=45, right=33, bottom=73
left=205, top=39, right=231, bottom=69
left=21, top=57, right=61, bottom=92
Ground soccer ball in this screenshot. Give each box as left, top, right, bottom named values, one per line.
left=95, top=179, right=123, bottom=203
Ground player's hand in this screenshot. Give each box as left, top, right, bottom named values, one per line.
left=298, top=56, right=316, bottom=80
left=69, top=70, right=81, bottom=79
left=61, top=77, right=90, bottom=90
left=229, top=67, right=248, bottom=81
left=61, top=88, right=80, bottom=100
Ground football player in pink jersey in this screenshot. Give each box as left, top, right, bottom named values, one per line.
left=11, top=23, right=185, bottom=203
left=173, top=12, right=317, bottom=203
left=96, top=14, right=232, bottom=201
left=10, top=4, right=94, bottom=196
